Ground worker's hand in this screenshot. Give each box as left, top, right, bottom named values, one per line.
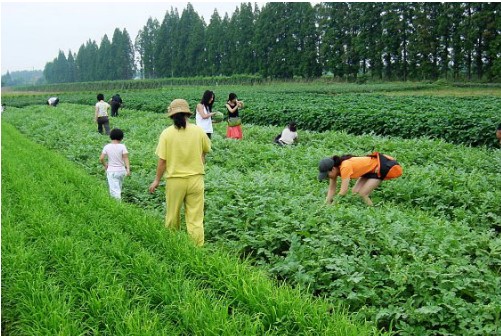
left=149, top=180, right=159, bottom=193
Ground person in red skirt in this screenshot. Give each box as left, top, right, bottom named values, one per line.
left=225, top=93, right=244, bottom=139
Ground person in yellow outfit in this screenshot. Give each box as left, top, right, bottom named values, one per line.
left=149, top=99, right=212, bottom=246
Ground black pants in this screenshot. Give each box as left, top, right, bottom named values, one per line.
left=110, top=102, right=120, bottom=117
left=97, top=116, right=110, bottom=135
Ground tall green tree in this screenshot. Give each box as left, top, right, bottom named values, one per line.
left=67, top=50, right=77, bottom=83
left=473, top=2, right=499, bottom=80
left=205, top=10, right=225, bottom=76
left=1, top=71, right=13, bottom=87
left=110, top=28, right=135, bottom=80
left=318, top=2, right=349, bottom=78
left=136, top=18, right=160, bottom=79
left=230, top=3, right=257, bottom=75
left=97, top=35, right=113, bottom=80
left=76, top=40, right=99, bottom=82
left=219, top=14, right=234, bottom=75
left=288, top=2, right=320, bottom=78
left=55, top=50, right=69, bottom=83
left=449, top=3, right=465, bottom=80
left=176, top=4, right=206, bottom=76
left=380, top=3, right=406, bottom=80
left=155, top=8, right=180, bottom=78
left=255, top=2, right=319, bottom=78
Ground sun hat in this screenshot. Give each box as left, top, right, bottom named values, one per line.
left=167, top=99, right=192, bottom=117
left=318, top=157, right=335, bottom=181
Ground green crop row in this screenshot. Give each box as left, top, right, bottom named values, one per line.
left=2, top=122, right=383, bottom=335
left=242, top=94, right=500, bottom=147
left=3, top=104, right=500, bottom=335
left=3, top=83, right=499, bottom=147
left=9, top=77, right=439, bottom=93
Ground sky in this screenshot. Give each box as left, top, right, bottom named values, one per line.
left=1, top=1, right=259, bottom=74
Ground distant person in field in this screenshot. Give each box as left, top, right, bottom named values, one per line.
left=47, top=97, right=59, bottom=107
left=196, top=90, right=216, bottom=139
left=496, top=123, right=501, bottom=145
left=95, top=93, right=111, bottom=135
left=274, top=121, right=298, bottom=146
left=225, top=93, right=244, bottom=140
left=318, top=152, right=403, bottom=206
left=149, top=99, right=212, bottom=247
left=99, top=128, right=130, bottom=200
left=109, top=93, right=123, bottom=117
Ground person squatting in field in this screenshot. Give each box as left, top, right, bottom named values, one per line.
left=149, top=99, right=212, bottom=247
left=274, top=121, right=298, bottom=146
left=196, top=90, right=216, bottom=139
left=318, top=152, right=403, bottom=206
left=496, top=123, right=501, bottom=145
left=225, top=93, right=244, bottom=140
left=47, top=96, right=59, bottom=106
left=99, top=128, right=130, bottom=200
left=95, top=93, right=111, bottom=135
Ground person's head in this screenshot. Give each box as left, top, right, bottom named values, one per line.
left=97, top=93, right=105, bottom=101
left=288, top=121, right=297, bottom=132
left=318, top=155, right=353, bottom=181
left=228, top=93, right=237, bottom=103
left=201, top=90, right=215, bottom=109
left=110, top=128, right=124, bottom=141
left=168, top=99, right=192, bottom=129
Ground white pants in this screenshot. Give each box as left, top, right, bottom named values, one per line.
left=106, top=171, right=126, bottom=200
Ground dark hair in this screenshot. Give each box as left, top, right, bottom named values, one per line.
left=171, top=113, right=190, bottom=129
left=288, top=122, right=297, bottom=132
left=201, top=90, right=214, bottom=112
left=97, top=93, right=104, bottom=101
left=110, top=128, right=124, bottom=141
left=331, top=155, right=354, bottom=167
left=228, top=93, right=237, bottom=102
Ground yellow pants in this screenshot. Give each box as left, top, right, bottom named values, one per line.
left=165, top=175, right=205, bottom=246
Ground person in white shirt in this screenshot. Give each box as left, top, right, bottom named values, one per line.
left=95, top=93, right=111, bottom=135
left=47, top=97, right=59, bottom=106
left=196, top=90, right=216, bottom=139
left=275, top=121, right=298, bottom=146
left=99, top=128, right=130, bottom=200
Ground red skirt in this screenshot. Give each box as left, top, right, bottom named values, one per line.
left=226, top=125, right=243, bottom=139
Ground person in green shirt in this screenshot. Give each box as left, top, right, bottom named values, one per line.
left=149, top=99, right=211, bottom=246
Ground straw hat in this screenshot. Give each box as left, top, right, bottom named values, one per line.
left=167, top=99, right=192, bottom=117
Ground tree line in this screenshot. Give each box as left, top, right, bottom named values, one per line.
left=43, top=2, right=500, bottom=84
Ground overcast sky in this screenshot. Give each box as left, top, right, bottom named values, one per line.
left=1, top=1, right=258, bottom=74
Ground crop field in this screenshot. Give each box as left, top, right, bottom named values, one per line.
left=2, top=83, right=501, bottom=335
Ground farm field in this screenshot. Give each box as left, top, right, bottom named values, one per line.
left=2, top=83, right=501, bottom=335
left=2, top=123, right=381, bottom=335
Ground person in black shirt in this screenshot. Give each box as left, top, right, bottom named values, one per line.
left=110, top=94, right=123, bottom=117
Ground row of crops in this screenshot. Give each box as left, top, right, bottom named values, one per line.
left=3, top=100, right=500, bottom=335
left=2, top=123, right=380, bottom=335
left=2, top=82, right=500, bottom=147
